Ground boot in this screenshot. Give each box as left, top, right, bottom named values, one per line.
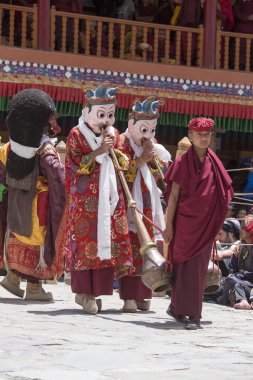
left=75, top=294, right=102, bottom=312
left=122, top=300, right=137, bottom=312
left=136, top=300, right=151, bottom=311
left=82, top=294, right=98, bottom=315
left=0, top=270, right=24, bottom=298
left=25, top=282, right=53, bottom=302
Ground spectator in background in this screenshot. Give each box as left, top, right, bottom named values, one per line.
left=93, top=0, right=118, bottom=17
left=216, top=219, right=241, bottom=277
left=243, top=157, right=253, bottom=200
left=233, top=0, right=253, bottom=69
left=177, top=0, right=202, bottom=27
left=226, top=203, right=235, bottom=218
left=170, top=0, right=182, bottom=26
left=135, top=0, right=158, bottom=23
left=117, top=0, right=136, bottom=20
left=176, top=0, right=202, bottom=65
left=217, top=214, right=253, bottom=310
left=233, top=0, right=253, bottom=34
left=54, top=0, right=83, bottom=13
left=217, top=0, right=234, bottom=31
left=235, top=206, right=250, bottom=228
left=124, top=27, right=154, bottom=60
left=53, top=0, right=84, bottom=52
left=80, top=20, right=109, bottom=56
left=154, top=0, right=174, bottom=25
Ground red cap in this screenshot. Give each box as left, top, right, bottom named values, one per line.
left=188, top=117, right=214, bottom=132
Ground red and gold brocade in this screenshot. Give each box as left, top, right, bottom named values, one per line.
left=117, top=134, right=167, bottom=276
left=63, top=127, right=133, bottom=274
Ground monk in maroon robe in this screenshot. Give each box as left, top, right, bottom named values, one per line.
left=233, top=0, right=253, bottom=68
left=233, top=0, right=253, bottom=34
left=163, top=118, right=233, bottom=330
left=176, top=0, right=203, bottom=65
left=218, top=0, right=234, bottom=31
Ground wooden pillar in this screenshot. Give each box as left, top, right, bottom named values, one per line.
left=37, top=0, right=50, bottom=50
left=202, top=0, right=216, bottom=69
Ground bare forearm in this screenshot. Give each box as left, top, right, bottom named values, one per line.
left=166, top=193, right=178, bottom=226
left=93, top=146, right=105, bottom=159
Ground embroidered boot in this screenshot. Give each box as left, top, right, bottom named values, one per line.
left=25, top=282, right=53, bottom=302
left=136, top=300, right=151, bottom=311
left=75, top=294, right=102, bottom=312
left=0, top=270, right=24, bottom=298
left=122, top=300, right=137, bottom=312
left=82, top=294, right=98, bottom=315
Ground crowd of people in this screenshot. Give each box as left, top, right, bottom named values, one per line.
left=1, top=84, right=252, bottom=332
left=1, top=0, right=253, bottom=68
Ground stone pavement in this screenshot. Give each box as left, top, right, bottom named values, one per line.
left=0, top=278, right=253, bottom=380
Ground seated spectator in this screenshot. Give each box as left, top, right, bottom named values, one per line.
left=235, top=206, right=250, bottom=228
left=216, top=219, right=241, bottom=277
left=80, top=21, right=108, bottom=56
left=135, top=0, right=158, bottom=23
left=157, top=29, right=175, bottom=63
left=226, top=203, right=236, bottom=218
left=117, top=0, right=135, bottom=20
left=217, top=214, right=253, bottom=310
left=124, top=27, right=154, bottom=60
left=154, top=0, right=174, bottom=25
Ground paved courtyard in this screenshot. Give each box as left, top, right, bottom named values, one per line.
left=0, top=278, right=253, bottom=380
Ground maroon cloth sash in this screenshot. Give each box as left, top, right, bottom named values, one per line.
left=164, top=147, right=233, bottom=264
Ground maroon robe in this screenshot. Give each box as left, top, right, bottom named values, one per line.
left=233, top=0, right=253, bottom=67
left=177, top=0, right=202, bottom=27
left=71, top=268, right=115, bottom=297
left=219, top=0, right=234, bottom=31
left=176, top=0, right=202, bottom=65
left=164, top=146, right=233, bottom=319
left=233, top=0, right=253, bottom=34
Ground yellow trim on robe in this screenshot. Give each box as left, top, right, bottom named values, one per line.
left=14, top=178, right=48, bottom=246
left=0, top=143, right=48, bottom=246
left=0, top=143, right=9, bottom=166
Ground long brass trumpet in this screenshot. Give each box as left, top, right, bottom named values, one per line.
left=109, top=147, right=170, bottom=292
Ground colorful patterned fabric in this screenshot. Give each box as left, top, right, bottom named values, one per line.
left=117, top=134, right=166, bottom=275
left=7, top=235, right=63, bottom=279
left=63, top=127, right=133, bottom=274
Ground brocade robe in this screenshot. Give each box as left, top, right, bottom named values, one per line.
left=63, top=127, right=133, bottom=274
left=117, top=134, right=167, bottom=275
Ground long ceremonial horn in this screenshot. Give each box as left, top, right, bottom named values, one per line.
left=109, top=146, right=170, bottom=292
left=142, top=137, right=167, bottom=191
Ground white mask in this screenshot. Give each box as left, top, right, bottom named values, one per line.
left=83, top=103, right=116, bottom=134
left=128, top=117, right=157, bottom=146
